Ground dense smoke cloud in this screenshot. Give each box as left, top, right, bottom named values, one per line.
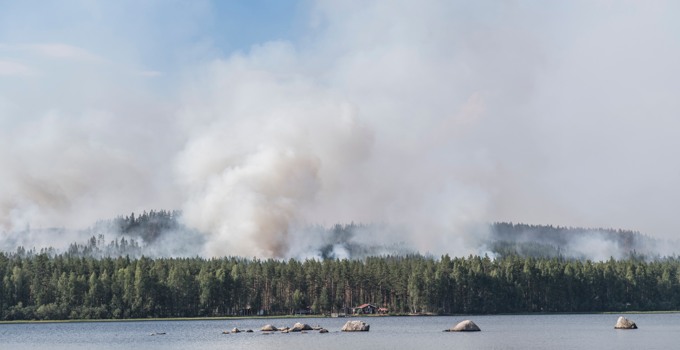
left=1, top=1, right=680, bottom=258
left=174, top=34, right=495, bottom=257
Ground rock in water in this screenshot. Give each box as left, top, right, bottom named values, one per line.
left=231, top=328, right=241, bottom=333
left=260, top=324, right=278, bottom=332
left=615, top=316, right=638, bottom=329
left=319, top=328, right=329, bottom=333
left=341, top=320, right=370, bottom=332
left=291, top=322, right=313, bottom=332
left=447, top=320, right=481, bottom=332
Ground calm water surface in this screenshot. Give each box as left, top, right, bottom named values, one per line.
left=1, top=313, right=679, bottom=350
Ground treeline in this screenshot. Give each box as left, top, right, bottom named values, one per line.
left=2, top=253, right=680, bottom=321
left=489, top=222, right=651, bottom=259
left=65, top=236, right=143, bottom=258
left=91, top=210, right=182, bottom=243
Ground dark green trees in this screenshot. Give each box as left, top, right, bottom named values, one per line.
left=2, top=251, right=680, bottom=320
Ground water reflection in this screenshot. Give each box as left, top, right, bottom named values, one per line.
left=1, top=314, right=679, bottom=350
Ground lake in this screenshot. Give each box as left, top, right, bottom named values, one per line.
left=2, top=313, right=679, bottom=350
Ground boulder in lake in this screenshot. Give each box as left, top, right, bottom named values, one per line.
left=231, top=328, right=241, bottom=333
left=615, top=316, right=637, bottom=329
left=260, top=324, right=278, bottom=332
left=341, top=320, right=370, bottom=332
left=291, top=322, right=313, bottom=332
left=319, top=328, right=329, bottom=333
left=447, top=320, right=481, bottom=332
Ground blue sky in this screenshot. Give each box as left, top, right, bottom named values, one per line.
left=1, top=1, right=680, bottom=257
left=208, top=1, right=305, bottom=54
left=0, top=0, right=305, bottom=75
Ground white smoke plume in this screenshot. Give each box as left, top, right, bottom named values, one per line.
left=2, top=1, right=680, bottom=259
left=173, top=38, right=492, bottom=257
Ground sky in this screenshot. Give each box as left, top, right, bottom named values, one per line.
left=1, top=0, right=680, bottom=258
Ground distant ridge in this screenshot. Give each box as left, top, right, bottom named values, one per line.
left=487, top=222, right=657, bottom=260
left=1, top=210, right=671, bottom=260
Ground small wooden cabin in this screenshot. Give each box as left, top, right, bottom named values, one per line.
left=353, top=303, right=377, bottom=314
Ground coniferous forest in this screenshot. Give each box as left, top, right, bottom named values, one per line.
left=1, top=214, right=678, bottom=321
left=2, top=252, right=680, bottom=321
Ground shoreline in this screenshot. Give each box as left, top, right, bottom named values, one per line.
left=2, top=310, right=678, bottom=325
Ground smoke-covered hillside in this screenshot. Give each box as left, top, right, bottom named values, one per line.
left=485, top=222, right=663, bottom=260
left=1, top=210, right=673, bottom=261
left=1, top=210, right=206, bottom=259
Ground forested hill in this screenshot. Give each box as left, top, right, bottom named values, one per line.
left=487, top=222, right=655, bottom=260
left=1, top=209, right=666, bottom=260
left=92, top=210, right=183, bottom=243
left=7, top=210, right=206, bottom=259
left=1, top=216, right=675, bottom=321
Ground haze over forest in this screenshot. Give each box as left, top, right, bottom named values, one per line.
left=2, top=1, right=680, bottom=259
left=1, top=210, right=672, bottom=262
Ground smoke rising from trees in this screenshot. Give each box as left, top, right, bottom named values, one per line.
left=1, top=1, right=680, bottom=258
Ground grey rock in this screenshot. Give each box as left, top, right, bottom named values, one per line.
left=291, top=322, right=313, bottom=332
left=447, top=320, right=481, bottom=332
left=341, top=320, right=370, bottom=332
left=260, top=324, right=278, bottom=332
left=615, top=316, right=638, bottom=329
